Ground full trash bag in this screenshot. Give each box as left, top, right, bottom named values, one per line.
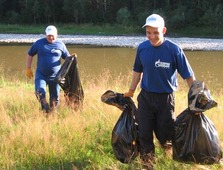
left=173, top=109, right=222, bottom=164
left=54, top=55, right=84, bottom=108
left=101, top=90, right=139, bottom=163
left=173, top=81, right=222, bottom=164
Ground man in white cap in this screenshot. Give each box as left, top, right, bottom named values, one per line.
left=124, top=14, right=196, bottom=168
left=26, top=25, right=70, bottom=114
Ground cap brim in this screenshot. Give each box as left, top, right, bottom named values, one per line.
left=46, top=31, right=57, bottom=36
left=142, top=23, right=161, bottom=28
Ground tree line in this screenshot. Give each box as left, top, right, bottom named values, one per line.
left=0, top=0, right=223, bottom=32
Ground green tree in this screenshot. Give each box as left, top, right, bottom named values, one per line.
left=116, top=7, right=130, bottom=26
left=214, top=4, right=223, bottom=31
left=63, top=0, right=87, bottom=24
left=19, top=0, right=35, bottom=23
left=0, top=0, right=222, bottom=36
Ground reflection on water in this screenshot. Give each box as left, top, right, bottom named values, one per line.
left=0, top=44, right=222, bottom=91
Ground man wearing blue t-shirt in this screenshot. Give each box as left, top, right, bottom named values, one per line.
left=124, top=14, right=196, bottom=168
left=26, top=25, right=70, bottom=113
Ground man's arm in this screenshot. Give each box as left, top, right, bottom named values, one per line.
left=124, top=71, right=142, bottom=97
left=26, top=55, right=33, bottom=68
left=186, top=76, right=196, bottom=88
left=26, top=55, right=34, bottom=79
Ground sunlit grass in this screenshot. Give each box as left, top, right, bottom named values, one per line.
left=0, top=69, right=222, bottom=170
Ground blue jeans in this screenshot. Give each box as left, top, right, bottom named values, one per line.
left=35, top=71, right=60, bottom=108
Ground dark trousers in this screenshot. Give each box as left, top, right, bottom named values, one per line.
left=136, top=89, right=175, bottom=155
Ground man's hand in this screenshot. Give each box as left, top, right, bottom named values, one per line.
left=124, top=89, right=135, bottom=97
left=69, top=53, right=77, bottom=57
left=26, top=67, right=33, bottom=79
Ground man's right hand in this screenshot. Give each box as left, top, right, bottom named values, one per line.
left=124, top=89, right=135, bottom=97
left=26, top=67, right=33, bottom=79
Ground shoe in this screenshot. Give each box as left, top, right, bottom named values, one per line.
left=141, top=152, right=156, bottom=170
left=42, top=103, right=50, bottom=113
left=161, top=141, right=172, bottom=158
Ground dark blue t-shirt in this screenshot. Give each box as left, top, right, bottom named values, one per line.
left=133, top=39, right=194, bottom=93
left=28, top=38, right=70, bottom=77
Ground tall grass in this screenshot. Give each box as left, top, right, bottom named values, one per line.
left=0, top=69, right=222, bottom=170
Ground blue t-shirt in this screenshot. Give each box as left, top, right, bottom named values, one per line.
left=28, top=38, right=70, bottom=77
left=133, top=39, right=194, bottom=93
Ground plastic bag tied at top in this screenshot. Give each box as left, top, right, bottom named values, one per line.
left=101, top=90, right=139, bottom=163
left=173, top=80, right=222, bottom=164
left=188, top=80, right=217, bottom=112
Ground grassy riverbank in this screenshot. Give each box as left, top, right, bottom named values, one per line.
left=0, top=69, right=222, bottom=170
left=0, top=24, right=141, bottom=36
left=0, top=24, right=222, bottom=38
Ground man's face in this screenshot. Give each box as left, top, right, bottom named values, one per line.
left=46, top=34, right=56, bottom=43
left=146, top=26, right=166, bottom=46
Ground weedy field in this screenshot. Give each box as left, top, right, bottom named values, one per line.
left=0, top=70, right=222, bottom=170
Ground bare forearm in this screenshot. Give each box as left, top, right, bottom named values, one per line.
left=186, top=76, right=196, bottom=88
left=26, top=55, right=33, bottom=68
left=129, top=71, right=141, bottom=91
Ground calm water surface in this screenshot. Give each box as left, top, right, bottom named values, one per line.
left=0, top=44, right=222, bottom=90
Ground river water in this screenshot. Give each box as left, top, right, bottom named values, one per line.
left=0, top=44, right=222, bottom=91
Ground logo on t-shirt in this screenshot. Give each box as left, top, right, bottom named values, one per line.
left=155, top=59, right=170, bottom=69
left=51, top=49, right=61, bottom=55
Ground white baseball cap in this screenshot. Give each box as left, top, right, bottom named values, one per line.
left=45, top=25, right=57, bottom=36
left=142, top=14, right=165, bottom=28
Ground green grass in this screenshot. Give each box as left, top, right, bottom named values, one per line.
left=167, top=25, right=223, bottom=39
left=0, top=70, right=222, bottom=170
left=0, top=23, right=142, bottom=36
left=1, top=23, right=222, bottom=38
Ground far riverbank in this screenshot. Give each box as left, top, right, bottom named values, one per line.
left=0, top=34, right=223, bottom=51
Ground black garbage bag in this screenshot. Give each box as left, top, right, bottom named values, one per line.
left=173, top=80, right=221, bottom=164
left=101, top=90, right=139, bottom=163
left=54, top=55, right=84, bottom=108
left=173, top=109, right=222, bottom=164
